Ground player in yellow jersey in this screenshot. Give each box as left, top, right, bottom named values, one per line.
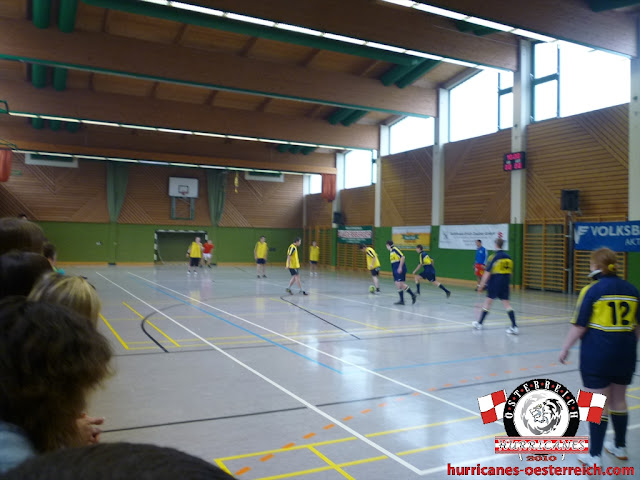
left=359, top=243, right=381, bottom=293
left=309, top=241, right=320, bottom=276
left=386, top=240, right=417, bottom=305
left=254, top=236, right=268, bottom=278
left=285, top=237, right=307, bottom=295
left=412, top=245, right=451, bottom=298
left=186, top=237, right=202, bottom=275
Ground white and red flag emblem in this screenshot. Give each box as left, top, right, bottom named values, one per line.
left=577, top=390, right=606, bottom=423
left=478, top=390, right=507, bottom=424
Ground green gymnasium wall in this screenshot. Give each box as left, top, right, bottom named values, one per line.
left=39, top=221, right=301, bottom=264
left=628, top=253, right=640, bottom=287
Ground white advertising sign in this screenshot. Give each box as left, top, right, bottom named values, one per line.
left=439, top=224, right=509, bottom=250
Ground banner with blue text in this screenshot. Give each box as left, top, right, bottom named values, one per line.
left=574, top=221, right=640, bottom=252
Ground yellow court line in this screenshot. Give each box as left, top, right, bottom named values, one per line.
left=213, top=459, right=232, bottom=476
left=122, top=302, right=180, bottom=347
left=99, top=313, right=129, bottom=350
left=269, top=298, right=390, bottom=331
left=630, top=404, right=640, bottom=410
left=217, top=415, right=477, bottom=461
left=398, top=432, right=498, bottom=455
left=308, top=447, right=355, bottom=480
left=626, top=393, right=640, bottom=400
left=628, top=386, right=640, bottom=392
left=251, top=432, right=499, bottom=480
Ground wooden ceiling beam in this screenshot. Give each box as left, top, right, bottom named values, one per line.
left=189, top=0, right=518, bottom=69
left=0, top=79, right=379, bottom=149
left=0, top=117, right=336, bottom=174
left=0, top=18, right=436, bottom=116
left=415, top=0, right=636, bottom=56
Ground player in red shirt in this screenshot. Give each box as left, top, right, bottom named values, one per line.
left=202, top=240, right=214, bottom=268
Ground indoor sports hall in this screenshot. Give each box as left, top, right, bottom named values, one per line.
left=1, top=1, right=639, bottom=479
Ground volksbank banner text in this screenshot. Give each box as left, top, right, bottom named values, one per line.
left=574, top=221, right=640, bottom=252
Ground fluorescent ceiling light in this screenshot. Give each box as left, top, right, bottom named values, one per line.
left=383, top=0, right=416, bottom=7
left=82, top=119, right=119, bottom=127
left=77, top=155, right=106, bottom=160
left=199, top=164, right=226, bottom=169
left=170, top=162, right=198, bottom=167
left=40, top=115, right=65, bottom=121
left=510, top=29, right=555, bottom=43
left=466, top=17, right=513, bottom=32
left=322, top=32, right=366, bottom=45
left=412, top=4, right=468, bottom=20
left=404, top=50, right=443, bottom=61
left=226, top=135, right=259, bottom=141
left=169, top=1, right=223, bottom=16
left=193, top=131, right=226, bottom=138
left=120, top=124, right=157, bottom=131
left=225, top=12, right=274, bottom=26
left=364, top=42, right=407, bottom=53
left=110, top=157, right=140, bottom=163
left=139, top=160, right=167, bottom=165
left=8, top=112, right=38, bottom=118
left=276, top=23, right=323, bottom=36
left=157, top=127, right=193, bottom=134
left=446, top=58, right=478, bottom=67
left=145, top=0, right=169, bottom=5
left=40, top=151, right=73, bottom=157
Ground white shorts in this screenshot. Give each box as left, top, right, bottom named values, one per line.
left=203, top=253, right=212, bottom=260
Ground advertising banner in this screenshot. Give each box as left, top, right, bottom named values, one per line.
left=439, top=224, right=509, bottom=250
left=574, top=221, right=640, bottom=252
left=392, top=226, right=431, bottom=250
left=337, top=226, right=373, bottom=244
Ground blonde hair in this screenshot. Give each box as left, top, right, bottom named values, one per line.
left=29, top=273, right=102, bottom=327
left=590, top=247, right=618, bottom=276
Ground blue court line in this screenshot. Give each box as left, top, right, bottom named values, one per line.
left=375, top=347, right=575, bottom=372
left=133, top=278, right=343, bottom=374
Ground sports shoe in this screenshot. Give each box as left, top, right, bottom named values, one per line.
left=376, top=288, right=380, bottom=292
left=604, top=440, right=628, bottom=460
left=262, top=275, right=267, bottom=278
left=286, top=288, right=293, bottom=295
left=506, top=326, right=519, bottom=335
left=411, top=294, right=417, bottom=305
left=472, top=321, right=483, bottom=330
left=302, top=291, right=308, bottom=296
left=577, top=453, right=602, bottom=466
left=394, top=300, right=405, bottom=305
left=257, top=275, right=261, bottom=278
left=446, top=291, right=451, bottom=299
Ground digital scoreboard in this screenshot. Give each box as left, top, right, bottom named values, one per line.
left=503, top=152, right=526, bottom=171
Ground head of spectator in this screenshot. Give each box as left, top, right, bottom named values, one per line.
left=0, top=442, right=236, bottom=479
left=0, top=217, right=46, bottom=255
left=0, top=251, right=52, bottom=299
left=29, top=273, right=101, bottom=327
left=0, top=298, right=113, bottom=456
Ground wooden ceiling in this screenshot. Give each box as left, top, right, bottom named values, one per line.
left=0, top=0, right=637, bottom=173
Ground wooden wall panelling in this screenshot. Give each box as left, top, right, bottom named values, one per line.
left=306, top=193, right=333, bottom=226
left=526, top=104, right=629, bottom=220
left=381, top=147, right=433, bottom=226
left=340, top=185, right=374, bottom=226
left=218, top=173, right=303, bottom=228
left=443, top=130, right=511, bottom=225
left=0, top=154, right=109, bottom=222
left=118, top=165, right=211, bottom=225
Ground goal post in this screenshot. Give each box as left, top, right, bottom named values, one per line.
left=154, top=229, right=208, bottom=263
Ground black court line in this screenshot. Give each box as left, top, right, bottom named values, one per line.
left=434, top=369, right=581, bottom=392
left=279, top=294, right=360, bottom=340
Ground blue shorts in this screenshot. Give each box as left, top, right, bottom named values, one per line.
left=581, top=371, right=634, bottom=389
left=487, top=275, right=510, bottom=300
left=289, top=268, right=299, bottom=276
left=419, top=267, right=436, bottom=282
left=370, top=268, right=380, bottom=277
left=256, top=258, right=266, bottom=264
left=310, top=261, right=317, bottom=264
left=189, top=257, right=200, bottom=267
left=392, top=263, right=407, bottom=282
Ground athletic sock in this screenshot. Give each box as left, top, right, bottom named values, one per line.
left=405, top=287, right=415, bottom=297
left=416, top=283, right=420, bottom=294
left=439, top=284, right=449, bottom=294
left=398, top=290, right=404, bottom=302
left=589, top=416, right=608, bottom=456
left=478, top=308, right=489, bottom=324
left=610, top=410, right=628, bottom=447
left=507, top=309, right=516, bottom=328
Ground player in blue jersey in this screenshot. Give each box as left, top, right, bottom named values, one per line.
left=472, top=238, right=518, bottom=334
left=559, top=248, right=639, bottom=465
left=385, top=241, right=416, bottom=305
left=474, top=239, right=487, bottom=291
left=411, top=245, right=450, bottom=298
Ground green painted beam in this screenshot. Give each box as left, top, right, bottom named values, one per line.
left=58, top=0, right=79, bottom=33
left=395, top=59, right=440, bottom=88
left=341, top=109, right=368, bottom=126
left=454, top=20, right=500, bottom=36
left=327, top=108, right=355, bottom=125
left=53, top=67, right=67, bottom=91
left=31, top=117, right=45, bottom=129
left=588, top=0, right=640, bottom=11
left=380, top=63, right=418, bottom=87
left=49, top=119, right=62, bottom=131
left=82, top=0, right=420, bottom=66
left=31, top=64, right=48, bottom=88
left=32, top=0, right=52, bottom=29
left=276, top=144, right=290, bottom=153
left=65, top=122, right=81, bottom=133
left=288, top=145, right=303, bottom=154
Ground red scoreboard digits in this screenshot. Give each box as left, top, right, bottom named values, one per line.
left=503, top=151, right=526, bottom=171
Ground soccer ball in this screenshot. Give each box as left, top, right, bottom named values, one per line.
left=369, top=285, right=376, bottom=293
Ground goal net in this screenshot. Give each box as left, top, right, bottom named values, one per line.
left=154, top=230, right=208, bottom=263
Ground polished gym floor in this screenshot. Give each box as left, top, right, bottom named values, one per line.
left=71, top=265, right=638, bottom=479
